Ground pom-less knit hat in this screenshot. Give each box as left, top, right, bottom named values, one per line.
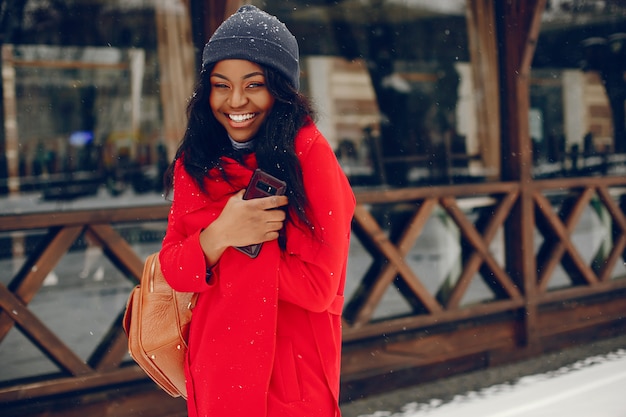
left=202, top=5, right=300, bottom=90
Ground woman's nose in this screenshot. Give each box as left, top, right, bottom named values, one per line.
left=229, top=87, right=248, bottom=108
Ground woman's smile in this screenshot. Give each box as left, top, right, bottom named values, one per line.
left=228, top=113, right=256, bottom=123
left=210, top=59, right=275, bottom=143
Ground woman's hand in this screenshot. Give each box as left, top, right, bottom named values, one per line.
left=199, top=189, right=288, bottom=264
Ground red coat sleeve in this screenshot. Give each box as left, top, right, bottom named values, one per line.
left=159, top=160, right=217, bottom=293
left=278, top=124, right=356, bottom=313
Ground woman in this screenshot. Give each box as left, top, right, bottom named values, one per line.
left=160, top=5, right=355, bottom=417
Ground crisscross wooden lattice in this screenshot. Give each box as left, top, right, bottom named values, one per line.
left=534, top=184, right=626, bottom=292
left=0, top=207, right=169, bottom=400
left=1, top=180, right=626, bottom=407
left=343, top=185, right=523, bottom=330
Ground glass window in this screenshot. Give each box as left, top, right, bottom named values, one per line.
left=530, top=1, right=626, bottom=288
left=254, top=1, right=511, bottom=317
left=256, top=0, right=496, bottom=187
left=0, top=0, right=168, bottom=210
left=531, top=0, right=626, bottom=178
left=0, top=0, right=173, bottom=382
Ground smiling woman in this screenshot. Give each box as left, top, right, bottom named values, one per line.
left=159, top=5, right=356, bottom=417
left=209, top=60, right=275, bottom=143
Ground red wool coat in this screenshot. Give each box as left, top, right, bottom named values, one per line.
left=160, top=121, right=356, bottom=417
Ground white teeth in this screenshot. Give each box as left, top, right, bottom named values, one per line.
left=229, top=113, right=254, bottom=122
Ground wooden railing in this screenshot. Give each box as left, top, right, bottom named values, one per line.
left=340, top=176, right=626, bottom=398
left=1, top=177, right=625, bottom=411
left=0, top=206, right=170, bottom=403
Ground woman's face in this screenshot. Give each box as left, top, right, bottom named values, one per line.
left=209, top=59, right=275, bottom=143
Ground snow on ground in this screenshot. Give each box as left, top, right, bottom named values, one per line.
left=357, top=349, right=626, bottom=417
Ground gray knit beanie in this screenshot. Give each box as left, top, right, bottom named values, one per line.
left=202, top=5, right=300, bottom=90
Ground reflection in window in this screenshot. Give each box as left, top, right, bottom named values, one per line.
left=0, top=1, right=167, bottom=206
left=532, top=0, right=626, bottom=178
left=260, top=0, right=498, bottom=187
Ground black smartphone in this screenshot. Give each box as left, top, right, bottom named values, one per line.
left=234, top=169, right=287, bottom=258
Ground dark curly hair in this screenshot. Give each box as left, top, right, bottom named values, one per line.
left=163, top=64, right=316, bottom=231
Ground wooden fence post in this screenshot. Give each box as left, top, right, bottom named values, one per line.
left=497, top=0, right=547, bottom=346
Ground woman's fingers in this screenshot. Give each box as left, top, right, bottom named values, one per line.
left=247, top=194, right=288, bottom=210
left=213, top=191, right=289, bottom=247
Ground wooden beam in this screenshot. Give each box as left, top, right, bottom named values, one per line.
left=466, top=0, right=501, bottom=179
left=0, top=284, right=93, bottom=376
left=204, top=0, right=242, bottom=37
left=0, top=226, right=84, bottom=342
left=520, top=0, right=546, bottom=78
left=498, top=0, right=546, bottom=182
left=346, top=198, right=438, bottom=326
left=0, top=205, right=171, bottom=232
left=533, top=191, right=599, bottom=286
left=1, top=44, right=19, bottom=195
left=440, top=196, right=522, bottom=301
left=595, top=186, right=626, bottom=281
left=443, top=191, right=520, bottom=308
left=90, top=312, right=130, bottom=372
left=87, top=224, right=145, bottom=281
left=0, top=366, right=152, bottom=403
left=155, top=0, right=197, bottom=161
left=351, top=205, right=442, bottom=317
left=496, top=0, right=547, bottom=347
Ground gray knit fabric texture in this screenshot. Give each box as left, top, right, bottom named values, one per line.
left=202, top=5, right=300, bottom=90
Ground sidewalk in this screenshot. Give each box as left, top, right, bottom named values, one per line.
left=341, top=334, right=626, bottom=417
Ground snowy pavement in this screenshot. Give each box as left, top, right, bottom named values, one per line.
left=350, top=348, right=626, bottom=417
